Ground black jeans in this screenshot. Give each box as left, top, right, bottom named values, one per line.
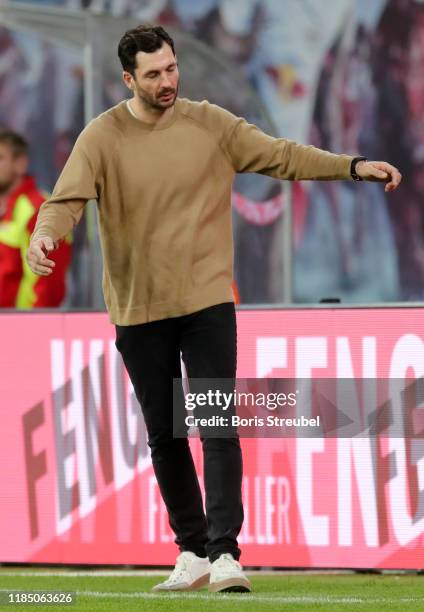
left=115, top=302, right=243, bottom=562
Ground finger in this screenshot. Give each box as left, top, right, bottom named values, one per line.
left=32, top=264, right=54, bottom=276
left=368, top=165, right=389, bottom=180
left=31, top=266, right=52, bottom=276
left=385, top=177, right=402, bottom=192
left=28, top=252, right=56, bottom=268
left=374, top=162, right=401, bottom=180
left=383, top=167, right=402, bottom=192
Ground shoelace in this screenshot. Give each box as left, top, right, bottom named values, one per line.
left=214, top=553, right=241, bottom=571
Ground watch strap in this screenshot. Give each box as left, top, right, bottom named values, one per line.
left=350, top=156, right=367, bottom=181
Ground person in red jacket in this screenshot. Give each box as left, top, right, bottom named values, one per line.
left=0, top=128, right=71, bottom=307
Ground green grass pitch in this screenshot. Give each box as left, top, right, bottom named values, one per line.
left=1, top=568, right=423, bottom=611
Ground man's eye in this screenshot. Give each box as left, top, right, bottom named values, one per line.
left=167, top=66, right=175, bottom=72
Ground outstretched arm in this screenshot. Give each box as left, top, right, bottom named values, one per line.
left=222, top=113, right=402, bottom=188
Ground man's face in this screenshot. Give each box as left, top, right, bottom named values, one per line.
left=0, top=143, right=26, bottom=194
left=123, top=42, right=179, bottom=111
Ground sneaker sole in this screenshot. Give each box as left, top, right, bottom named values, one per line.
left=208, top=577, right=252, bottom=593
left=152, top=573, right=210, bottom=592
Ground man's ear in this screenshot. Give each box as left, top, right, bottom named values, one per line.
left=122, top=71, right=134, bottom=90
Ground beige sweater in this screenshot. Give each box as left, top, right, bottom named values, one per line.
left=32, top=98, right=354, bottom=325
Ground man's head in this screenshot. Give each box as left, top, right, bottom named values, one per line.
left=0, top=129, right=28, bottom=195
left=118, top=25, right=179, bottom=112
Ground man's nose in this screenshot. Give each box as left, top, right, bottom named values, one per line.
left=160, top=72, right=172, bottom=88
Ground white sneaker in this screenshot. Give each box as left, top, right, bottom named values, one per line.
left=152, top=551, right=210, bottom=592
left=208, top=553, right=251, bottom=592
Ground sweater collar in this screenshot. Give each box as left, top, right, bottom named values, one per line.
left=122, top=98, right=180, bottom=131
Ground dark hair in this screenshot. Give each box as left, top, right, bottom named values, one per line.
left=0, top=128, right=28, bottom=157
left=118, top=24, right=175, bottom=75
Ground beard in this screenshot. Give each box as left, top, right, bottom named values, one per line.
left=134, top=82, right=178, bottom=112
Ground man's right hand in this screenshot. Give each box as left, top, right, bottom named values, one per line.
left=26, top=237, right=58, bottom=276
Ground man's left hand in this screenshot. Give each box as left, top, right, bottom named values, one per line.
left=355, top=160, right=402, bottom=192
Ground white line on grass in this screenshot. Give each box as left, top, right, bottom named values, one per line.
left=0, top=571, right=169, bottom=577
left=75, top=591, right=424, bottom=605
left=0, top=570, right=354, bottom=577
left=1, top=589, right=423, bottom=605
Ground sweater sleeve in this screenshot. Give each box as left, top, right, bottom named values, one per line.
left=224, top=116, right=354, bottom=181
left=31, top=123, right=102, bottom=243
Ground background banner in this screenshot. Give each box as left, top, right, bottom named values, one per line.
left=1, top=308, right=423, bottom=568
left=1, top=0, right=423, bottom=304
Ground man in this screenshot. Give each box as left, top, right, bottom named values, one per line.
left=26, top=25, right=401, bottom=593
left=0, top=129, right=71, bottom=307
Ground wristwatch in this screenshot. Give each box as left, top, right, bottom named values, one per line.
left=350, top=156, right=367, bottom=181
